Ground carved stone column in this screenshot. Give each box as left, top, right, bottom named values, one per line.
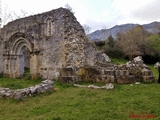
left=30, top=51, right=40, bottom=79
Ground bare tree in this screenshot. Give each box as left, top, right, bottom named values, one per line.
left=2, top=6, right=13, bottom=26
left=0, top=2, right=32, bottom=27
left=102, top=24, right=107, bottom=29
left=83, top=24, right=91, bottom=35
left=65, top=3, right=75, bottom=14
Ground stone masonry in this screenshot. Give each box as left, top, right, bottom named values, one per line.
left=60, top=56, right=154, bottom=84
left=0, top=79, right=53, bottom=99
left=0, top=8, right=154, bottom=84
left=0, top=8, right=106, bottom=79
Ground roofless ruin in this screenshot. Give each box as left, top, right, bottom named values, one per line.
left=0, top=8, right=154, bottom=83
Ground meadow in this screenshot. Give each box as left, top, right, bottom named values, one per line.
left=0, top=60, right=159, bottom=120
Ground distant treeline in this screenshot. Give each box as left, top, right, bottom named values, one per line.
left=94, top=25, right=160, bottom=64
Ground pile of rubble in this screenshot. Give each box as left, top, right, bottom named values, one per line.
left=60, top=56, right=155, bottom=84
left=109, top=56, right=154, bottom=84
left=0, top=80, right=54, bottom=99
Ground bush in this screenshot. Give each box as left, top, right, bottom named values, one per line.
left=104, top=46, right=124, bottom=58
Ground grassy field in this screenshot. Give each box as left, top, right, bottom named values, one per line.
left=0, top=81, right=159, bottom=120
left=0, top=78, right=42, bottom=89
left=0, top=59, right=159, bottom=120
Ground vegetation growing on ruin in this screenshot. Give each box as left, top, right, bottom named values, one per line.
left=110, top=58, right=128, bottom=65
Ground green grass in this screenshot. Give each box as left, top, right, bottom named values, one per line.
left=24, top=67, right=30, bottom=78
left=0, top=60, right=159, bottom=119
left=0, top=78, right=43, bottom=89
left=0, top=68, right=43, bottom=89
left=148, top=64, right=159, bottom=80
left=110, top=58, right=128, bottom=65
left=0, top=81, right=159, bottom=120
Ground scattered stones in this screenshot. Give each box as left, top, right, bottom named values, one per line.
left=74, top=83, right=114, bottom=90
left=0, top=80, right=54, bottom=99
left=135, top=82, right=140, bottom=84
left=154, top=62, right=160, bottom=68
left=126, top=56, right=146, bottom=68
left=102, top=53, right=111, bottom=62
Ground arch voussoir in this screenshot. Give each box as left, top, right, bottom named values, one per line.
left=3, top=32, right=36, bottom=78
left=11, top=37, right=33, bottom=54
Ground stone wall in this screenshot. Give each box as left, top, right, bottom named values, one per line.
left=0, top=7, right=109, bottom=80
left=84, top=42, right=98, bottom=66
left=0, top=80, right=53, bottom=99
left=60, top=56, right=154, bottom=84
left=0, top=8, right=155, bottom=84
left=0, top=38, right=3, bottom=73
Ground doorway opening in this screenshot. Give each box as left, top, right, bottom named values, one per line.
left=20, top=46, right=30, bottom=78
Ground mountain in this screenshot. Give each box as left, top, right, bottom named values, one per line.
left=87, top=21, right=160, bottom=41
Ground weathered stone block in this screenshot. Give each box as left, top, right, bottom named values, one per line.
left=0, top=80, right=54, bottom=99
left=142, top=69, right=152, bottom=76
left=104, top=70, right=115, bottom=76
left=60, top=67, right=76, bottom=76
left=116, top=75, right=136, bottom=84
left=143, top=76, right=154, bottom=82
left=108, top=76, right=115, bottom=83
left=60, top=76, right=77, bottom=83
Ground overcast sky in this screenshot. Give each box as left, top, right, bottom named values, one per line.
left=1, top=0, right=160, bottom=32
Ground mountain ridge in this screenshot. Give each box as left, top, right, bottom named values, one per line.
left=87, top=21, right=160, bottom=41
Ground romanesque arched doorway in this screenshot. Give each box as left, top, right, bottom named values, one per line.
left=19, top=46, right=30, bottom=76
left=3, top=32, right=39, bottom=78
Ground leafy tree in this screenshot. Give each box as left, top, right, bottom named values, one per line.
left=145, top=34, right=160, bottom=62
left=107, top=35, right=114, bottom=47
left=94, top=35, right=123, bottom=58
left=116, top=26, right=150, bottom=60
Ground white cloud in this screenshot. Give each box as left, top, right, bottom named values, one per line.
left=101, top=9, right=110, bottom=18
left=111, top=0, right=152, bottom=14
left=1, top=0, right=160, bottom=32
left=101, top=0, right=160, bottom=27
left=73, top=2, right=91, bottom=24
left=132, top=0, right=160, bottom=22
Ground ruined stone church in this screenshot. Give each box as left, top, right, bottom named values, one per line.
left=0, top=8, right=155, bottom=83
left=0, top=8, right=106, bottom=80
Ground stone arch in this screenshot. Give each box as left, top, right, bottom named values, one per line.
left=12, top=38, right=30, bottom=77
left=44, top=17, right=53, bottom=36
left=3, top=32, right=38, bottom=78
left=11, top=37, right=32, bottom=54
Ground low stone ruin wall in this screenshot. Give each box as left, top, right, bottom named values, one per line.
left=60, top=56, right=155, bottom=84
left=0, top=80, right=54, bottom=99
